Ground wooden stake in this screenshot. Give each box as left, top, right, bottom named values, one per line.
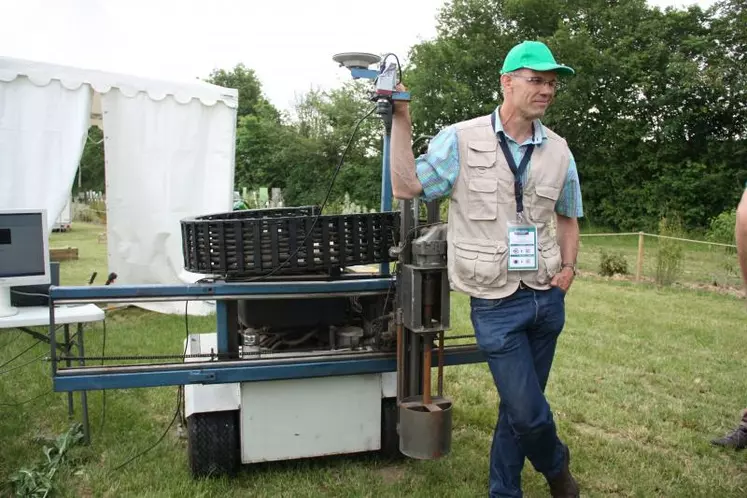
left=636, top=232, right=644, bottom=282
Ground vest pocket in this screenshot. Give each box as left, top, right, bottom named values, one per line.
left=529, top=184, right=561, bottom=223
left=453, top=239, right=508, bottom=286
left=537, top=243, right=562, bottom=285
left=467, top=178, right=498, bottom=220
left=466, top=140, right=497, bottom=167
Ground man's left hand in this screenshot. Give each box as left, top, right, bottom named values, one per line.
left=551, top=266, right=575, bottom=293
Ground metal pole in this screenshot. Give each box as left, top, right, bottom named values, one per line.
left=77, top=323, right=90, bottom=445
left=395, top=308, right=404, bottom=405
left=63, top=325, right=73, bottom=416
left=48, top=299, right=56, bottom=376
left=437, top=331, right=444, bottom=397
left=423, top=336, right=432, bottom=406
left=380, top=129, right=392, bottom=276
left=381, top=131, right=392, bottom=213
left=216, top=301, right=239, bottom=358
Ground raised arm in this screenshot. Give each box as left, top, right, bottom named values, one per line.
left=390, top=84, right=423, bottom=200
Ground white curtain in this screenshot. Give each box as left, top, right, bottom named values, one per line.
left=0, top=76, right=91, bottom=231
left=101, top=89, right=236, bottom=315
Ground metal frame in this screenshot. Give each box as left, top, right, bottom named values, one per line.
left=48, top=280, right=485, bottom=394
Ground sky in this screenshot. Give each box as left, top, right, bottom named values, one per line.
left=0, top=0, right=718, bottom=113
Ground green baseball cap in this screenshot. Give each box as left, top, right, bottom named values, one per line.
left=500, top=41, right=575, bottom=76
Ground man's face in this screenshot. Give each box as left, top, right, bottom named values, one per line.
left=502, top=69, right=559, bottom=120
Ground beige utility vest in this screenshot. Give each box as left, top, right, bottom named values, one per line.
left=446, top=115, right=571, bottom=299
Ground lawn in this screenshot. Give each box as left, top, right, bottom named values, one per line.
left=0, top=222, right=745, bottom=497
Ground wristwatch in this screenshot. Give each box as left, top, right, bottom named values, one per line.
left=561, top=262, right=577, bottom=276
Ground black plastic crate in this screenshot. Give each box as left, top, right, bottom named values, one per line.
left=181, top=206, right=399, bottom=277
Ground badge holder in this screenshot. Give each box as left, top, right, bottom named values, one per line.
left=507, top=214, right=538, bottom=272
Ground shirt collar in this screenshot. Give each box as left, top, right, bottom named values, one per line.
left=492, top=106, right=546, bottom=146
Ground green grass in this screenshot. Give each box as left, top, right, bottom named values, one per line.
left=0, top=223, right=746, bottom=497
left=50, top=223, right=109, bottom=286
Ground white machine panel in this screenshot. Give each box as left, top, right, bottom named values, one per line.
left=240, top=374, right=382, bottom=463
left=184, top=333, right=240, bottom=418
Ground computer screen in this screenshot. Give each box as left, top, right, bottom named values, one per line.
left=0, top=212, right=48, bottom=279
left=0, top=209, right=50, bottom=318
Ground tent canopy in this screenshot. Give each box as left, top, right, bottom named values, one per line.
left=0, top=55, right=238, bottom=129
left=0, top=55, right=239, bottom=315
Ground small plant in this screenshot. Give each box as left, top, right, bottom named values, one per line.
left=655, top=215, right=685, bottom=286
left=7, top=424, right=84, bottom=498
left=704, top=207, right=739, bottom=285
left=599, top=249, right=629, bottom=276
left=705, top=208, right=737, bottom=244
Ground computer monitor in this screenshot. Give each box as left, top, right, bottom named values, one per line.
left=0, top=209, right=50, bottom=318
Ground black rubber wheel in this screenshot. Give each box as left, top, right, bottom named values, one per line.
left=187, top=410, right=241, bottom=478
left=380, top=397, right=403, bottom=459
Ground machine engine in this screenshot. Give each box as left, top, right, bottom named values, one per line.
left=236, top=293, right=395, bottom=356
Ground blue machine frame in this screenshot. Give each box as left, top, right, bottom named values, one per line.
left=48, top=279, right=485, bottom=393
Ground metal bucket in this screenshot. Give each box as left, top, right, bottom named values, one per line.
left=398, top=395, right=452, bottom=459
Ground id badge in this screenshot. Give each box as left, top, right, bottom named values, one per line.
left=507, top=223, right=538, bottom=271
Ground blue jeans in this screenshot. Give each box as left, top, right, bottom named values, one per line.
left=470, top=285, right=567, bottom=498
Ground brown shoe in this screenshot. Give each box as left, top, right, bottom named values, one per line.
left=546, top=445, right=579, bottom=498
left=711, top=426, right=747, bottom=450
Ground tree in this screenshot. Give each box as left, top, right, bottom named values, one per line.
left=279, top=81, right=388, bottom=211
left=75, top=126, right=105, bottom=194
left=206, top=64, right=279, bottom=121
left=207, top=64, right=286, bottom=193
left=403, top=0, right=747, bottom=231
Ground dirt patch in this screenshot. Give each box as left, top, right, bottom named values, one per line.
left=377, top=465, right=405, bottom=484
left=578, top=271, right=745, bottom=299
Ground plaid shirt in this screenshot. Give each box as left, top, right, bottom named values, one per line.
left=415, top=107, right=584, bottom=218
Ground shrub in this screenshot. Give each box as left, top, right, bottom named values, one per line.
left=705, top=208, right=737, bottom=245
left=655, top=215, right=685, bottom=286
left=599, top=249, right=629, bottom=276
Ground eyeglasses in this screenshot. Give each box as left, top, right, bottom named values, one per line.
left=509, top=75, right=562, bottom=90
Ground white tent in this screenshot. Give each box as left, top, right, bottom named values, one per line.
left=0, top=56, right=238, bottom=314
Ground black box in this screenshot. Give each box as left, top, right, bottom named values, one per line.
left=10, top=262, right=60, bottom=307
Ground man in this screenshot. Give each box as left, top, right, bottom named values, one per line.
left=710, top=185, right=747, bottom=449
left=390, top=40, right=582, bottom=498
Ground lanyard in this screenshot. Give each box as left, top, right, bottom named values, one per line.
left=491, top=113, right=534, bottom=216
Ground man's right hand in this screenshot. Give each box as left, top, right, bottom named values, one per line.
left=393, top=83, right=411, bottom=119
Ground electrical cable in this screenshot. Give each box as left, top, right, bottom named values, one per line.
left=0, top=330, right=21, bottom=349
left=381, top=53, right=403, bottom=83
left=0, top=389, right=53, bottom=408
left=99, top=319, right=107, bottom=434
left=108, top=301, right=189, bottom=473
left=0, top=351, right=46, bottom=375
left=110, top=385, right=182, bottom=473
left=0, top=339, right=42, bottom=370
left=179, top=301, right=189, bottom=428
left=218, top=104, right=378, bottom=284
left=10, top=289, right=88, bottom=307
